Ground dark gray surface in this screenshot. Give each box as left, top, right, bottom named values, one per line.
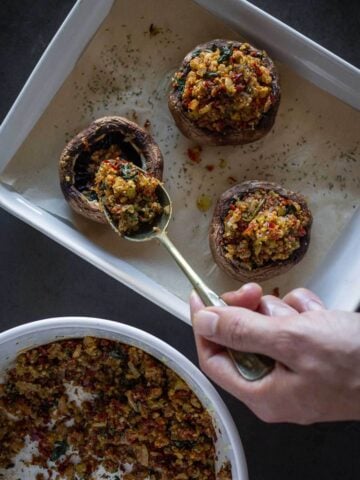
left=0, top=1, right=359, bottom=479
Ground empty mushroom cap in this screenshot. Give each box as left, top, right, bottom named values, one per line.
left=168, top=39, right=281, bottom=146
left=209, top=181, right=312, bottom=282
left=59, top=116, right=164, bottom=223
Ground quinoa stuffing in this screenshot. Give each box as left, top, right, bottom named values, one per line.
left=223, top=190, right=311, bottom=270
left=94, top=159, right=163, bottom=235
left=0, top=337, right=232, bottom=479
left=173, top=43, right=274, bottom=132
left=75, top=144, right=122, bottom=201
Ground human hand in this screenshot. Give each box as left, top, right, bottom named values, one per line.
left=190, top=284, right=360, bottom=424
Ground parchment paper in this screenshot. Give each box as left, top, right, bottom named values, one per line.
left=1, top=0, right=359, bottom=301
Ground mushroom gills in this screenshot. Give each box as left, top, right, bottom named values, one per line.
left=74, top=132, right=143, bottom=198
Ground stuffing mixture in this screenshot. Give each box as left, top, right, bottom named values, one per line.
left=94, top=159, right=163, bottom=235
left=173, top=43, right=274, bottom=132
left=223, top=190, right=311, bottom=270
left=0, top=337, right=232, bottom=479
left=74, top=144, right=122, bottom=201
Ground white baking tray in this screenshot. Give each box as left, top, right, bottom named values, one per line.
left=0, top=0, right=359, bottom=321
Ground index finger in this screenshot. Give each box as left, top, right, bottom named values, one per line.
left=221, top=283, right=263, bottom=310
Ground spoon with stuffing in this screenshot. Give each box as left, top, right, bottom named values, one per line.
left=96, top=161, right=274, bottom=381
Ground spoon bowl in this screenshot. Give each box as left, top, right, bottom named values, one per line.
left=99, top=168, right=172, bottom=242
left=125, top=184, right=172, bottom=242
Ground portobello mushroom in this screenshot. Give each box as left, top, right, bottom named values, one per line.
left=209, top=181, right=312, bottom=282
left=59, top=116, right=164, bottom=223
left=168, top=39, right=280, bottom=146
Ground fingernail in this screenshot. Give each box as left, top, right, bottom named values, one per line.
left=263, top=301, right=293, bottom=317
left=224, top=283, right=254, bottom=301
left=271, top=305, right=293, bottom=316
left=307, top=299, right=325, bottom=311
left=193, top=310, right=219, bottom=337
left=236, top=283, right=257, bottom=294
left=237, top=284, right=251, bottom=293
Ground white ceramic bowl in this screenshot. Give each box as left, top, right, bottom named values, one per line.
left=0, top=316, right=248, bottom=479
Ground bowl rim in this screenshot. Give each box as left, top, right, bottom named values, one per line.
left=0, top=316, right=248, bottom=480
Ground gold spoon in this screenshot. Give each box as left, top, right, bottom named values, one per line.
left=98, top=174, right=274, bottom=381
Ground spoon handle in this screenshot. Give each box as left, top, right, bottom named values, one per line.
left=158, top=232, right=275, bottom=381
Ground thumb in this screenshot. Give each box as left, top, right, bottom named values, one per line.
left=193, top=305, right=290, bottom=363
left=189, top=290, right=205, bottom=318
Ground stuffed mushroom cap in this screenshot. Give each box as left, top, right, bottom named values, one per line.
left=59, top=116, right=164, bottom=223
left=169, top=39, right=281, bottom=146
left=210, top=181, right=312, bottom=282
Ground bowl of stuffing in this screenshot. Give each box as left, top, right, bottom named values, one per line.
left=0, top=317, right=248, bottom=480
